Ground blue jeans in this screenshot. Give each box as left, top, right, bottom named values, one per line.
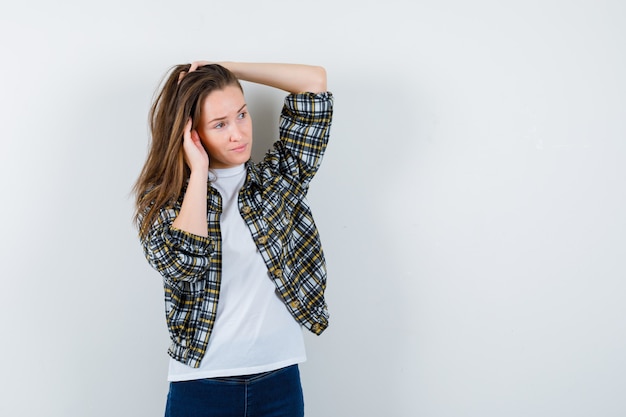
left=164, top=365, right=305, bottom=417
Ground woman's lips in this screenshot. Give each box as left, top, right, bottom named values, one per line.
left=231, top=144, right=248, bottom=152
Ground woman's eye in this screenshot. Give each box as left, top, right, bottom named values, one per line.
left=238, top=112, right=247, bottom=119
left=215, top=122, right=224, bottom=129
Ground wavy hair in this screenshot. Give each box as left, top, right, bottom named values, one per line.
left=133, top=64, right=242, bottom=239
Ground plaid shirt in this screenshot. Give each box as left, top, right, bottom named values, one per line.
left=141, top=92, right=334, bottom=368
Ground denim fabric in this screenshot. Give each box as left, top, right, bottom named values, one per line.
left=164, top=365, right=304, bottom=417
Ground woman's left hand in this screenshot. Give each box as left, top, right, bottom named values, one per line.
left=189, top=61, right=212, bottom=72
left=178, top=61, right=213, bottom=83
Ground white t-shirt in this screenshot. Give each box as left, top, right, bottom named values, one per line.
left=168, top=164, right=306, bottom=381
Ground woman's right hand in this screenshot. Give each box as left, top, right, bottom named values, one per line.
left=172, top=118, right=210, bottom=237
left=182, top=118, right=209, bottom=175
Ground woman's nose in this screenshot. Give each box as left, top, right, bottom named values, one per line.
left=229, top=125, right=242, bottom=141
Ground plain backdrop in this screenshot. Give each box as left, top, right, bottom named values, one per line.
left=1, top=1, right=625, bottom=416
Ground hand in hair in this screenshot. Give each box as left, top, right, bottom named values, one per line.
left=182, top=118, right=209, bottom=175
left=178, top=61, right=213, bottom=83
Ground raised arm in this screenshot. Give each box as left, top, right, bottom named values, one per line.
left=188, top=61, right=327, bottom=94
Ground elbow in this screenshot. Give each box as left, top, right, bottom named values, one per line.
left=306, top=66, right=327, bottom=93
left=146, top=249, right=211, bottom=284
left=158, top=260, right=209, bottom=284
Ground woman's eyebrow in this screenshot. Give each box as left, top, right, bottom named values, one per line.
left=206, top=104, right=247, bottom=124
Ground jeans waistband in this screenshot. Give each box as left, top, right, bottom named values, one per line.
left=209, top=364, right=296, bottom=384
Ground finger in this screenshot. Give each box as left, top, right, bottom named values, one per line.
left=177, top=71, right=187, bottom=85
left=188, top=60, right=211, bottom=73
left=183, top=118, right=193, bottom=139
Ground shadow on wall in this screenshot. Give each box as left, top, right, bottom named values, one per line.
left=297, top=71, right=432, bottom=415
left=241, top=82, right=285, bottom=163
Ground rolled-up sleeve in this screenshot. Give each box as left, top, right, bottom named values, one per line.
left=274, top=92, right=334, bottom=187
left=142, top=206, right=213, bottom=284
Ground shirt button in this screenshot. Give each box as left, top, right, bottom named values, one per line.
left=257, top=235, right=268, bottom=245
left=241, top=205, right=252, bottom=214
left=290, top=300, right=299, bottom=309
left=274, top=269, right=283, bottom=278
left=311, top=323, right=321, bottom=333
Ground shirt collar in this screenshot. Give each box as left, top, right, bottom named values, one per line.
left=245, top=160, right=262, bottom=188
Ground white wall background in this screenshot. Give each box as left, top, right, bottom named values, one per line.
left=1, top=0, right=625, bottom=416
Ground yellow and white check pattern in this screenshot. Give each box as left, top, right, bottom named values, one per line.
left=140, top=92, right=334, bottom=368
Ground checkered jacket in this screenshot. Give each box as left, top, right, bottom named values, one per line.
left=141, top=92, right=334, bottom=368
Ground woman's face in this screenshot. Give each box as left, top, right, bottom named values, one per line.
left=197, top=85, right=253, bottom=169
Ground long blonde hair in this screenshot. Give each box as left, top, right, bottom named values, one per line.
left=133, top=64, right=242, bottom=239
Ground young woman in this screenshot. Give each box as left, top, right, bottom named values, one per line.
left=133, top=61, right=334, bottom=416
